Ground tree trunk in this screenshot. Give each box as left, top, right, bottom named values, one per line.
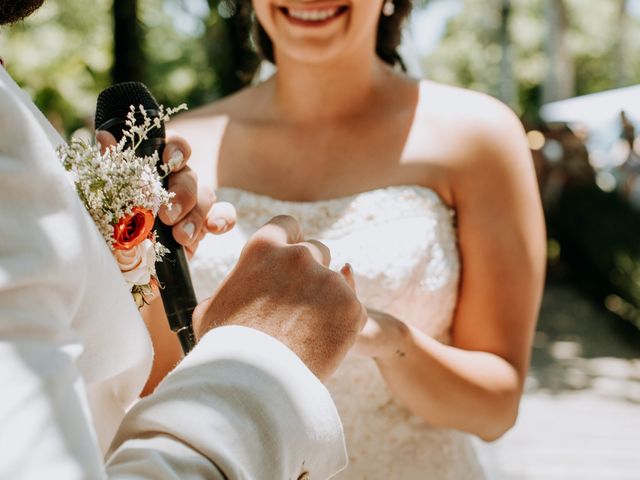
left=543, top=0, right=575, bottom=103
left=499, top=0, right=516, bottom=108
left=112, top=0, right=145, bottom=84
left=615, top=0, right=629, bottom=87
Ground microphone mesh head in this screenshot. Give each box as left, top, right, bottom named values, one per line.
left=95, top=82, right=165, bottom=137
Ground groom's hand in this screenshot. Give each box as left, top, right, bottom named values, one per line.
left=96, top=130, right=236, bottom=257
left=193, top=215, right=367, bottom=382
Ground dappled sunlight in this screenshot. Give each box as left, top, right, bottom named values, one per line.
left=528, top=284, right=640, bottom=403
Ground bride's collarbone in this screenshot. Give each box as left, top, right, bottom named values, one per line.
left=213, top=115, right=453, bottom=203
left=216, top=155, right=450, bottom=205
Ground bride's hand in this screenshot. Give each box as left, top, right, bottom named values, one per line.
left=96, top=130, right=237, bottom=259
left=352, top=308, right=409, bottom=359
left=339, top=265, right=408, bottom=359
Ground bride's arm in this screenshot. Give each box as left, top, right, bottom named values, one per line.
left=140, top=297, right=185, bottom=395
left=134, top=120, right=236, bottom=395
left=139, top=200, right=236, bottom=396
left=354, top=100, right=545, bottom=442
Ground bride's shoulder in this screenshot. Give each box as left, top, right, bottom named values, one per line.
left=418, top=80, right=529, bottom=168
left=419, top=80, right=521, bottom=130
left=415, top=81, right=534, bottom=203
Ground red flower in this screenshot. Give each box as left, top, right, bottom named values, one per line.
left=113, top=207, right=155, bottom=250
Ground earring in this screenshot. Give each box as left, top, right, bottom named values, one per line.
left=382, top=0, right=395, bottom=16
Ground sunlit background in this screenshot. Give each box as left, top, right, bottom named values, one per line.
left=1, top=1, right=639, bottom=478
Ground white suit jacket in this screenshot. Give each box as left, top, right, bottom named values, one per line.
left=0, top=66, right=347, bottom=479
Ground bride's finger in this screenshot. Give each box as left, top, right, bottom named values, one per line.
left=206, top=201, right=237, bottom=234
left=95, top=130, right=117, bottom=155
left=299, top=239, right=331, bottom=268
left=340, top=263, right=357, bottom=293
left=163, top=131, right=192, bottom=172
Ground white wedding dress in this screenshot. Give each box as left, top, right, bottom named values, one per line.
left=190, top=185, right=487, bottom=479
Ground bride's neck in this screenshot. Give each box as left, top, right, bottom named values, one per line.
left=270, top=54, right=392, bottom=123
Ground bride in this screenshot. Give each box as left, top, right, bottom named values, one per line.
left=143, top=0, right=546, bottom=477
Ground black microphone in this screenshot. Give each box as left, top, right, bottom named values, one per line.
left=95, top=82, right=196, bottom=354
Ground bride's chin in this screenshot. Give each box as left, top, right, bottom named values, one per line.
left=274, top=42, right=351, bottom=66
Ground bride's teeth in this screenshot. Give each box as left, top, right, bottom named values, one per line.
left=288, top=7, right=339, bottom=22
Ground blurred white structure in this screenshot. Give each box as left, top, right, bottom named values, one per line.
left=540, top=85, right=640, bottom=127
left=541, top=86, right=640, bottom=168
left=542, top=85, right=640, bottom=207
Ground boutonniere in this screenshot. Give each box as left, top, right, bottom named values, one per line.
left=57, top=103, right=186, bottom=307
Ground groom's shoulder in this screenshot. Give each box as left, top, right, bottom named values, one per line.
left=0, top=70, right=29, bottom=124
left=0, top=70, right=45, bottom=156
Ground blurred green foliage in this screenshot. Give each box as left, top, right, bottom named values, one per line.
left=0, top=0, right=112, bottom=131
left=426, top=0, right=640, bottom=121
left=0, top=0, right=254, bottom=132
left=1, top=0, right=639, bottom=134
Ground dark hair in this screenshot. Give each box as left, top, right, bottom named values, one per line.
left=250, top=0, right=413, bottom=71
left=0, top=0, right=45, bottom=25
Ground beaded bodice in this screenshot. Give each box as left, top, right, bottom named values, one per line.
left=190, top=185, right=485, bottom=479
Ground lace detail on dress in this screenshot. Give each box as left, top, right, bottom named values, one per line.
left=189, top=185, right=486, bottom=479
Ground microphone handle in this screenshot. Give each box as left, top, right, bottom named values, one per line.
left=97, top=97, right=198, bottom=353
left=98, top=119, right=197, bottom=353
left=135, top=139, right=197, bottom=354
left=153, top=215, right=198, bottom=354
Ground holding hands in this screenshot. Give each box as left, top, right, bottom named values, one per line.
left=193, top=215, right=368, bottom=381
left=340, top=267, right=409, bottom=359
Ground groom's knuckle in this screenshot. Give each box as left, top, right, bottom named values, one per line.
left=269, top=215, right=301, bottom=240
left=271, top=214, right=295, bottom=224
left=286, top=245, right=314, bottom=268
left=319, top=273, right=344, bottom=302
left=339, top=292, right=358, bottom=315
left=245, top=235, right=277, bottom=259
left=330, top=278, right=360, bottom=314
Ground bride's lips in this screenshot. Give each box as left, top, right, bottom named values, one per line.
left=277, top=4, right=349, bottom=28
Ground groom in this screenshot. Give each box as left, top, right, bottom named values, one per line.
left=0, top=2, right=365, bottom=479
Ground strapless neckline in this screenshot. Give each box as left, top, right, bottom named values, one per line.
left=216, top=184, right=453, bottom=211
left=213, top=184, right=457, bottom=242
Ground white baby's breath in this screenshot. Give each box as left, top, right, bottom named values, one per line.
left=57, top=103, right=188, bottom=307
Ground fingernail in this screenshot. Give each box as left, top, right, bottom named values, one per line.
left=168, top=148, right=184, bottom=171
left=183, top=222, right=196, bottom=240
left=344, top=263, right=353, bottom=274
left=212, top=219, right=227, bottom=231
left=167, top=203, right=182, bottom=223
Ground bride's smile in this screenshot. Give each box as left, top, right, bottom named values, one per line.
left=255, top=0, right=383, bottom=64
left=278, top=4, right=349, bottom=27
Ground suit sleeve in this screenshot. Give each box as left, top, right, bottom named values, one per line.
left=0, top=131, right=107, bottom=478
left=106, top=326, right=348, bottom=480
